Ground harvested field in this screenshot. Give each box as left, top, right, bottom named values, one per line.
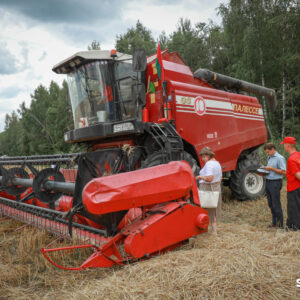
left=0, top=185, right=299, bottom=300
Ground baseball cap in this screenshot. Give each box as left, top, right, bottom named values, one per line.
left=280, top=136, right=297, bottom=144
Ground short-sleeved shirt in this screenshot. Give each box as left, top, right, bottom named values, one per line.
left=199, top=160, right=222, bottom=184
left=287, top=151, right=300, bottom=192
left=266, top=152, right=286, bottom=180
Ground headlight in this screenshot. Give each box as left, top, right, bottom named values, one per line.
left=113, top=122, right=135, bottom=133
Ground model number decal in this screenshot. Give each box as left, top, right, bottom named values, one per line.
left=180, top=96, right=191, bottom=104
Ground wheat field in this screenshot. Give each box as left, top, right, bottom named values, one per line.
left=0, top=185, right=299, bottom=300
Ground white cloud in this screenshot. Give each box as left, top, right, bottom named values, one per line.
left=0, top=9, right=84, bottom=129
left=123, top=0, right=223, bottom=37
left=0, top=0, right=226, bottom=131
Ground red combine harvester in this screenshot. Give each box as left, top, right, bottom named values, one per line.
left=0, top=48, right=276, bottom=270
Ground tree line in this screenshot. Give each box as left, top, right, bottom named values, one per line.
left=0, top=0, right=299, bottom=156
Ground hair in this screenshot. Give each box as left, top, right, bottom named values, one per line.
left=264, top=143, right=276, bottom=150
left=199, top=146, right=215, bottom=158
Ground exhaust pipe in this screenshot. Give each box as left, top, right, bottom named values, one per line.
left=194, top=69, right=277, bottom=112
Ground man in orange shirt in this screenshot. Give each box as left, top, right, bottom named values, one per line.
left=281, top=136, right=300, bottom=230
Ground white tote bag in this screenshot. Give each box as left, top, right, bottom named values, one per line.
left=198, top=186, right=219, bottom=208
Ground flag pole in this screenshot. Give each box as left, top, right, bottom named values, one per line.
left=156, top=43, right=169, bottom=120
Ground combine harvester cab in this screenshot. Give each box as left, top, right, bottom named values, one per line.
left=0, top=48, right=276, bottom=269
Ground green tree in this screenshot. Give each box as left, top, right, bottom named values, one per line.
left=88, top=40, right=101, bottom=50
left=158, top=31, right=169, bottom=50
left=267, top=0, right=300, bottom=138
left=0, top=112, right=23, bottom=156
left=0, top=82, right=75, bottom=156
left=218, top=0, right=300, bottom=140
left=115, top=20, right=156, bottom=55
left=167, top=18, right=227, bottom=72
left=167, top=19, right=208, bottom=71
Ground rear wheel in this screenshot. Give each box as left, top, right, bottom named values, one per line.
left=230, top=156, right=265, bottom=200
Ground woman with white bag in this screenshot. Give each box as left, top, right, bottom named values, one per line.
left=195, top=147, right=222, bottom=234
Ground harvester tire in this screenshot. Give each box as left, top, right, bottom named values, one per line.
left=141, top=151, right=200, bottom=185
left=230, top=156, right=265, bottom=201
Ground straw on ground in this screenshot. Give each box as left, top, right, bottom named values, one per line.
left=0, top=185, right=299, bottom=300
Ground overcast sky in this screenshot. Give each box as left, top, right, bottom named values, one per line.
left=0, top=0, right=225, bottom=131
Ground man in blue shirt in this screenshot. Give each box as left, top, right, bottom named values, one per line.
left=264, top=143, right=287, bottom=228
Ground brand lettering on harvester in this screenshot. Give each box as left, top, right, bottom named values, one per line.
left=233, top=104, right=259, bottom=115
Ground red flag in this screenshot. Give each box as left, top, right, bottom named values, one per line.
left=155, top=43, right=164, bottom=82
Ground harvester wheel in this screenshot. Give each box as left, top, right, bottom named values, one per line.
left=183, top=152, right=200, bottom=185
left=230, top=157, right=265, bottom=200
left=32, top=168, right=65, bottom=204
left=141, top=151, right=200, bottom=185
left=2, top=167, right=30, bottom=196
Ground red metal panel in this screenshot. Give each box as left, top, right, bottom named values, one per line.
left=123, top=202, right=208, bottom=259
left=80, top=234, right=125, bottom=269
left=168, top=81, right=267, bottom=171
left=117, top=208, right=142, bottom=230
left=83, top=161, right=195, bottom=215
left=144, top=50, right=268, bottom=172
left=146, top=51, right=211, bottom=87
left=60, top=169, right=77, bottom=182
left=57, top=195, right=73, bottom=211
left=147, top=91, right=164, bottom=122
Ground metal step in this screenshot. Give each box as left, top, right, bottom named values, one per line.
left=148, top=122, right=184, bottom=161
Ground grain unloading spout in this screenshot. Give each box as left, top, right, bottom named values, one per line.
left=194, top=68, right=277, bottom=112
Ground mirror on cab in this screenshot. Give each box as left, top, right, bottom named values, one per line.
left=132, top=49, right=147, bottom=72
left=132, top=83, right=146, bottom=106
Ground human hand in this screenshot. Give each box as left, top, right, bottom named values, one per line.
left=264, top=166, right=272, bottom=171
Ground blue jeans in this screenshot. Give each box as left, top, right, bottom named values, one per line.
left=266, top=179, right=283, bottom=227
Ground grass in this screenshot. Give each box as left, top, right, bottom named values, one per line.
left=0, top=184, right=299, bottom=300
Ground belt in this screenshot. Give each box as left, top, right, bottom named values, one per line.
left=266, top=179, right=282, bottom=182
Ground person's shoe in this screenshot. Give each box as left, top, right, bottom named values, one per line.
left=267, top=224, right=276, bottom=228
left=285, top=225, right=299, bottom=231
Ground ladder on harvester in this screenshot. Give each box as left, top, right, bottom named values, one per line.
left=147, top=122, right=184, bottom=162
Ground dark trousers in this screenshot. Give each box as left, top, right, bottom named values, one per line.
left=287, top=187, right=300, bottom=230
left=266, top=179, right=283, bottom=227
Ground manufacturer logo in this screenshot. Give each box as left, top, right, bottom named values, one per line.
left=233, top=104, right=259, bottom=115
left=194, top=96, right=206, bottom=116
